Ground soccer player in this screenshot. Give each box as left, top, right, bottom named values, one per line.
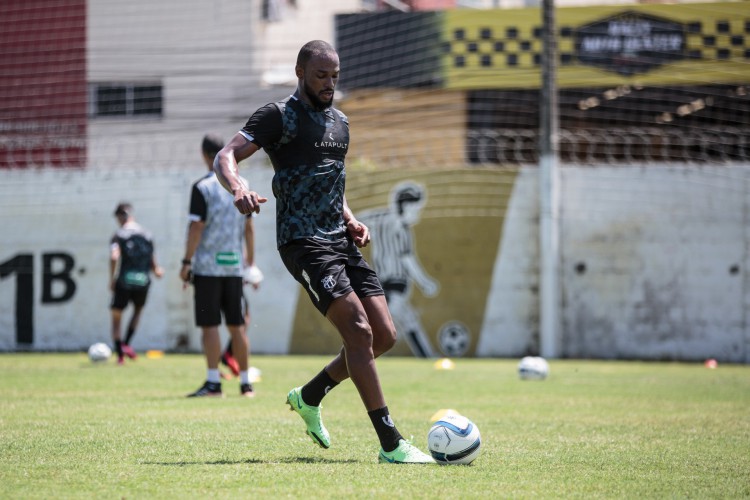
left=109, top=203, right=164, bottom=365
left=181, top=134, right=259, bottom=398
left=213, top=40, right=434, bottom=463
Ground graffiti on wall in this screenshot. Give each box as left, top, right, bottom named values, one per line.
left=358, top=181, right=442, bottom=357
left=286, top=168, right=517, bottom=357
left=0, top=252, right=78, bottom=346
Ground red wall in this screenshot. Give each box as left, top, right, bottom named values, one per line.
left=0, top=0, right=87, bottom=168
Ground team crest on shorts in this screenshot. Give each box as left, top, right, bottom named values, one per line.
left=321, top=275, right=336, bottom=291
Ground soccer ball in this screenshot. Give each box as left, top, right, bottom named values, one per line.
left=427, top=413, right=482, bottom=465
left=518, top=356, right=549, bottom=380
left=88, top=342, right=112, bottom=362
left=437, top=321, right=471, bottom=357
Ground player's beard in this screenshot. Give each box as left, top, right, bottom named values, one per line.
left=303, top=81, right=334, bottom=111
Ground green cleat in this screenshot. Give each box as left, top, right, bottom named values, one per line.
left=286, top=387, right=331, bottom=449
left=378, top=439, right=436, bottom=464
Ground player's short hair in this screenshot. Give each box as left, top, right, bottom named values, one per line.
left=202, top=133, right=224, bottom=158
left=297, top=40, right=336, bottom=68
left=114, top=202, right=132, bottom=217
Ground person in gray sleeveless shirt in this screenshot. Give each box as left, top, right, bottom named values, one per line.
left=180, top=134, right=260, bottom=398
left=213, top=41, right=434, bottom=463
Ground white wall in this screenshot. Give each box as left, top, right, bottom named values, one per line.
left=477, top=164, right=750, bottom=363
left=560, top=165, right=749, bottom=362
left=2, top=164, right=748, bottom=363
left=86, top=0, right=361, bottom=173
left=0, top=165, right=299, bottom=353
left=255, top=0, right=362, bottom=86
left=478, top=167, right=540, bottom=355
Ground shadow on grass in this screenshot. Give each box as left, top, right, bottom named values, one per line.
left=142, top=456, right=360, bottom=466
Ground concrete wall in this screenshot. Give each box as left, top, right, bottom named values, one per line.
left=86, top=0, right=361, bottom=173
left=1, top=164, right=747, bottom=362
left=560, top=166, right=749, bottom=362
left=87, top=0, right=262, bottom=171
left=0, top=165, right=298, bottom=354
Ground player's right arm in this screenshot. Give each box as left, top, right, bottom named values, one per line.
left=214, top=133, right=267, bottom=215
left=216, top=103, right=283, bottom=215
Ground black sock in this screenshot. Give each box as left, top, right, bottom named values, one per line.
left=300, top=369, right=339, bottom=407
left=224, top=339, right=232, bottom=356
left=115, top=339, right=123, bottom=357
left=124, top=327, right=135, bottom=345
left=368, top=406, right=403, bottom=452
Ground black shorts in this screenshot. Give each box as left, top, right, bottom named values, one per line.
left=279, top=237, right=384, bottom=316
left=110, top=284, right=149, bottom=310
left=192, top=275, right=245, bottom=327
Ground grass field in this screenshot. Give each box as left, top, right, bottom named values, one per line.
left=1, top=353, right=748, bottom=499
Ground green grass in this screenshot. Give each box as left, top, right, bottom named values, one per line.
left=1, top=354, right=748, bottom=499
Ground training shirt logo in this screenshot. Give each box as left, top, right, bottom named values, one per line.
left=315, top=139, right=348, bottom=149
left=321, top=275, right=336, bottom=291
left=315, top=130, right=348, bottom=150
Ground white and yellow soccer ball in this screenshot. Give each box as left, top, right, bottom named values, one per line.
left=88, top=342, right=112, bottom=363
left=518, top=356, right=549, bottom=380
left=427, top=413, right=482, bottom=465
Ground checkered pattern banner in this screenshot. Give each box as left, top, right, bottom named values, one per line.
left=442, top=2, right=750, bottom=89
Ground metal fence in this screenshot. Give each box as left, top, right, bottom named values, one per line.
left=467, top=127, right=750, bottom=165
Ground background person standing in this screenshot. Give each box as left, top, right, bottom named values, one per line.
left=181, top=134, right=258, bottom=398
left=109, top=202, right=164, bottom=365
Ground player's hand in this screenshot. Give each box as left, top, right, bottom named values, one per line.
left=347, top=218, right=371, bottom=248
left=233, top=189, right=268, bottom=215
left=179, top=266, right=192, bottom=289
left=243, top=264, right=263, bottom=290
left=153, top=266, right=164, bottom=279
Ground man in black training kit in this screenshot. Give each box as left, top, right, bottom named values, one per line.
left=213, top=40, right=434, bottom=463
left=109, top=203, right=164, bottom=365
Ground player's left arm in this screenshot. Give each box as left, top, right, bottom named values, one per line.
left=150, top=246, right=164, bottom=279
left=343, top=195, right=370, bottom=248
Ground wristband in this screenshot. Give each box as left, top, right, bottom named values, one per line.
left=181, top=259, right=192, bottom=265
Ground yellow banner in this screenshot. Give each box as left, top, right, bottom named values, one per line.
left=443, top=2, right=750, bottom=89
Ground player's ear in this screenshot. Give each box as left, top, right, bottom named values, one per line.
left=295, top=64, right=304, bottom=79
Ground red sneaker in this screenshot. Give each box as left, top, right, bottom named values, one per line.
left=221, top=351, right=240, bottom=377
left=122, top=344, right=137, bottom=360
left=117, top=355, right=125, bottom=365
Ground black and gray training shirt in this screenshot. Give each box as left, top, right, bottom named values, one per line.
left=240, top=93, right=350, bottom=248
